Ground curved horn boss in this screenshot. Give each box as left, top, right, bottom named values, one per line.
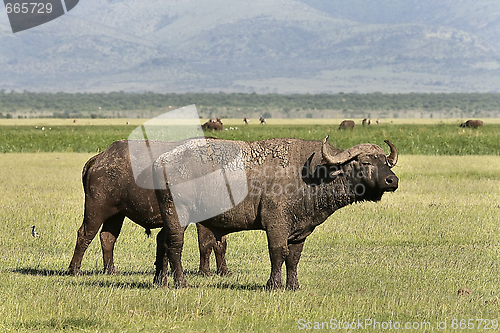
left=322, top=136, right=398, bottom=168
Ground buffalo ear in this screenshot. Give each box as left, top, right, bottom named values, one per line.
left=302, top=153, right=316, bottom=178
left=302, top=153, right=342, bottom=185
left=302, top=153, right=327, bottom=177
left=308, top=152, right=330, bottom=174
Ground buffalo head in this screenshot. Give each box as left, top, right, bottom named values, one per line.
left=305, top=137, right=398, bottom=202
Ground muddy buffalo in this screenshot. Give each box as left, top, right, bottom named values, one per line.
left=153, top=137, right=398, bottom=290
left=68, top=140, right=229, bottom=276
left=460, top=119, right=483, bottom=128
left=339, top=120, right=355, bottom=129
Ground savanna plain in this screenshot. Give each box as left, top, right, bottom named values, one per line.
left=0, top=119, right=499, bottom=332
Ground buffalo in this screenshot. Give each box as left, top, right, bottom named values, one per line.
left=152, top=136, right=398, bottom=290
left=68, top=140, right=230, bottom=276
left=339, top=120, right=355, bottom=129
left=202, top=118, right=223, bottom=131
left=460, top=119, right=483, bottom=128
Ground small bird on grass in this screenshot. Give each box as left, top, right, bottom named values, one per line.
left=31, top=225, right=40, bottom=238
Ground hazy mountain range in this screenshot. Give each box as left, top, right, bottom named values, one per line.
left=1, top=0, right=500, bottom=93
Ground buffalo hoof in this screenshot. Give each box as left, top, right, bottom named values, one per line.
left=67, top=267, right=83, bottom=276
left=153, top=274, right=164, bottom=286
left=174, top=281, right=190, bottom=288
left=103, top=267, right=117, bottom=275
left=216, top=268, right=232, bottom=277
left=197, top=269, right=213, bottom=277
left=266, top=279, right=283, bottom=290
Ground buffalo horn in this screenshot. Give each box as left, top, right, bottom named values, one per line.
left=322, top=136, right=378, bottom=165
left=384, top=140, right=398, bottom=167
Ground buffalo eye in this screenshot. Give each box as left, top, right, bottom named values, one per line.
left=330, top=170, right=342, bottom=177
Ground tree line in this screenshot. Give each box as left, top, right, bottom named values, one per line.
left=1, top=90, right=500, bottom=118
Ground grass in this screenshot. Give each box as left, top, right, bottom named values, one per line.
left=0, top=153, right=499, bottom=332
left=2, top=122, right=500, bottom=154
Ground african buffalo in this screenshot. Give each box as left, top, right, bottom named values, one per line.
left=68, top=140, right=229, bottom=276
left=202, top=118, right=223, bottom=131
left=152, top=136, right=398, bottom=290
left=460, top=119, right=483, bottom=128
left=339, top=120, right=355, bottom=129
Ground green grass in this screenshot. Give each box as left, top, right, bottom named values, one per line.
left=0, top=153, right=499, bottom=332
left=2, top=123, right=500, bottom=155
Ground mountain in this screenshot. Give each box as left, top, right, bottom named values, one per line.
left=1, top=0, right=500, bottom=93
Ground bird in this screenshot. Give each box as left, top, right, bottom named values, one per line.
left=31, top=225, right=40, bottom=238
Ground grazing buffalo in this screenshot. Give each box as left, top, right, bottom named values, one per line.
left=153, top=136, right=398, bottom=289
left=460, top=119, right=483, bottom=128
left=202, top=118, right=223, bottom=131
left=68, top=140, right=229, bottom=276
left=339, top=120, right=355, bottom=129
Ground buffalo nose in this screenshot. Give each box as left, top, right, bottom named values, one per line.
left=385, top=175, right=398, bottom=189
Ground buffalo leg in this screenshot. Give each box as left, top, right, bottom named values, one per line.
left=196, top=224, right=230, bottom=276
left=265, top=227, right=288, bottom=289
left=156, top=221, right=188, bottom=287
left=68, top=212, right=110, bottom=275
left=153, top=228, right=167, bottom=286
left=196, top=224, right=213, bottom=276
left=285, top=241, right=304, bottom=290
left=165, top=226, right=187, bottom=287
left=100, top=214, right=125, bottom=274
left=213, top=235, right=230, bottom=276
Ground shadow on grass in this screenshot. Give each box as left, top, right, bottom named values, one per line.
left=12, top=268, right=267, bottom=291
left=211, top=281, right=265, bottom=291
left=74, top=280, right=155, bottom=289
left=15, top=317, right=104, bottom=331
left=11, top=267, right=155, bottom=276
left=12, top=268, right=71, bottom=276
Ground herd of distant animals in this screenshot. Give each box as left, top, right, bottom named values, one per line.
left=200, top=117, right=484, bottom=131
